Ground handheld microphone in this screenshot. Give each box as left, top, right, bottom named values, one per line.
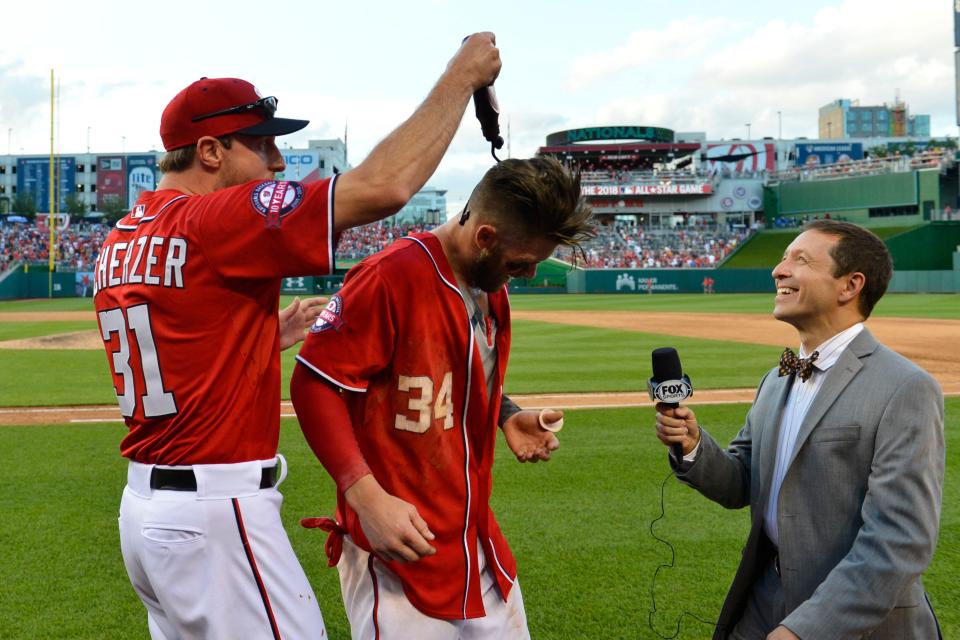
left=649, top=347, right=694, bottom=461
left=461, top=35, right=504, bottom=161
left=473, top=86, right=504, bottom=159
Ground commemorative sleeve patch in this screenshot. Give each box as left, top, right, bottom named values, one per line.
left=310, top=294, right=345, bottom=333
left=250, top=180, right=305, bottom=228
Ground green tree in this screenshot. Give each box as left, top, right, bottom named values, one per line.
left=12, top=191, right=38, bottom=217
left=101, top=198, right=128, bottom=224
left=64, top=192, right=87, bottom=216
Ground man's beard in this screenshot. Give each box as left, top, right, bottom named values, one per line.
left=468, top=246, right=508, bottom=293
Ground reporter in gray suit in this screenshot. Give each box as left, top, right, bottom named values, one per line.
left=656, top=220, right=944, bottom=640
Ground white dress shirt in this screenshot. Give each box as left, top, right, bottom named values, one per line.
left=763, top=322, right=864, bottom=547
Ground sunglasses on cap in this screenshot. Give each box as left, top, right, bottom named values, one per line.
left=191, top=96, right=278, bottom=123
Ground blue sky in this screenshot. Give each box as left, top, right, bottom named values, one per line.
left=0, top=0, right=955, bottom=208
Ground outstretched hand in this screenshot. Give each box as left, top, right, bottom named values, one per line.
left=279, top=296, right=328, bottom=351
left=345, top=475, right=436, bottom=564
left=503, top=409, right=561, bottom=462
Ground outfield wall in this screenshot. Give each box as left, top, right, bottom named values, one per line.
left=885, top=223, right=960, bottom=270
left=765, top=169, right=940, bottom=226
left=889, top=269, right=960, bottom=293
left=566, top=256, right=960, bottom=294
left=0, top=269, right=75, bottom=298
left=566, top=268, right=771, bottom=293
left=2, top=260, right=958, bottom=299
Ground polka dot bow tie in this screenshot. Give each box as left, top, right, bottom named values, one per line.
left=778, top=348, right=820, bottom=382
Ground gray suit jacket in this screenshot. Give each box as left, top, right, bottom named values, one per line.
left=677, top=328, right=944, bottom=640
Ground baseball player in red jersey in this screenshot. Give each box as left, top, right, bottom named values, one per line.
left=94, top=33, right=501, bottom=640
left=290, top=157, right=596, bottom=639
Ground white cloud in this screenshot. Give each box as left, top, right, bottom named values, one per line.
left=0, top=62, right=49, bottom=147
left=588, top=0, right=956, bottom=139
left=566, top=16, right=739, bottom=91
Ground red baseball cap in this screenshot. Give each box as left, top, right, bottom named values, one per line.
left=160, top=77, right=309, bottom=151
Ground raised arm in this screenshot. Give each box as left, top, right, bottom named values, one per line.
left=332, top=32, right=501, bottom=232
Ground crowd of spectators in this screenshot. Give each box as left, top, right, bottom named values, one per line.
left=0, top=220, right=110, bottom=273
left=0, top=218, right=756, bottom=277
left=335, top=221, right=433, bottom=262
left=334, top=220, right=754, bottom=269
left=771, top=213, right=849, bottom=229
left=767, top=149, right=955, bottom=185
left=557, top=223, right=753, bottom=269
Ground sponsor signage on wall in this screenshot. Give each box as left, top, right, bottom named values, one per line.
left=795, top=143, right=864, bottom=166
left=705, top=143, right=777, bottom=173
left=126, top=156, right=157, bottom=209
left=276, top=150, right=323, bottom=183
left=96, top=156, right=126, bottom=210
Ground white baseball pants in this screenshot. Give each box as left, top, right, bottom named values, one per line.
left=337, top=536, right=530, bottom=640
left=119, top=456, right=327, bottom=639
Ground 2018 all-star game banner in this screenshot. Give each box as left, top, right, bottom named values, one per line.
left=581, top=183, right=713, bottom=196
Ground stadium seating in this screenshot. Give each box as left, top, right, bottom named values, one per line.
left=0, top=221, right=110, bottom=273
left=336, top=221, right=753, bottom=270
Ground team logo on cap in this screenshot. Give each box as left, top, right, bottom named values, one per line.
left=310, top=294, right=345, bottom=333
left=251, top=180, right=304, bottom=227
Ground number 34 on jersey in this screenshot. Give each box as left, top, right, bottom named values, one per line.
left=395, top=372, right=454, bottom=434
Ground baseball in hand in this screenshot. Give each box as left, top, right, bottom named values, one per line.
left=538, top=408, right=564, bottom=433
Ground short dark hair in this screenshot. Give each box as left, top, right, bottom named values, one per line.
left=158, top=136, right=233, bottom=173
left=471, top=157, right=596, bottom=248
left=804, top=219, right=892, bottom=318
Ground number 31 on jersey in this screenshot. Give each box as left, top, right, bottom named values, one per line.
left=98, top=304, right=177, bottom=419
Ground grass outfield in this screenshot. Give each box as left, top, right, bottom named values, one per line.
left=2, top=292, right=959, bottom=319
left=1, top=401, right=956, bottom=639
left=1, top=294, right=956, bottom=405
left=504, top=320, right=779, bottom=393
left=0, top=326, right=778, bottom=407
left=507, top=292, right=960, bottom=318
left=722, top=226, right=922, bottom=269
left=0, top=320, right=94, bottom=341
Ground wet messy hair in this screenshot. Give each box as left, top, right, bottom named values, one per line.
left=469, top=157, right=596, bottom=249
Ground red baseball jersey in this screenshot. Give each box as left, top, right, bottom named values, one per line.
left=296, top=232, right=518, bottom=620
left=93, top=177, right=336, bottom=464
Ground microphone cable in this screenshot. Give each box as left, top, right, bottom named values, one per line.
left=646, top=469, right=721, bottom=639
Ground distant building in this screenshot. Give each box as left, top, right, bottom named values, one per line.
left=0, top=139, right=348, bottom=215
left=389, top=185, right=447, bottom=225
left=818, top=98, right=931, bottom=139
